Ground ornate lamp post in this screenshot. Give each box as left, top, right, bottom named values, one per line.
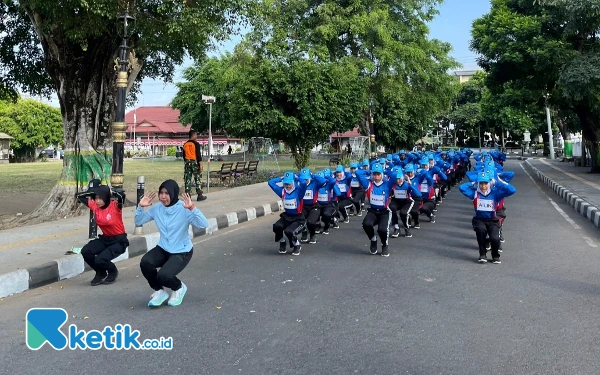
left=110, top=9, right=135, bottom=194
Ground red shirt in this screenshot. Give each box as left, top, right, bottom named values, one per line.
left=88, top=200, right=126, bottom=237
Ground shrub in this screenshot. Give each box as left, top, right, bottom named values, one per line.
left=166, top=147, right=176, bottom=156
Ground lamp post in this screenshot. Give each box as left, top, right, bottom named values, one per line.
left=368, top=98, right=375, bottom=159
left=202, top=95, right=216, bottom=192
left=544, top=93, right=555, bottom=160
left=110, top=9, right=135, bottom=195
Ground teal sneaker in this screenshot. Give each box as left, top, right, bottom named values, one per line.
left=148, top=289, right=169, bottom=307
left=168, top=283, right=188, bottom=307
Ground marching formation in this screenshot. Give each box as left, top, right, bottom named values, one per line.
left=72, top=148, right=515, bottom=308
left=267, top=149, right=516, bottom=263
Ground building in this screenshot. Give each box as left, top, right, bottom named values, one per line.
left=0, top=132, right=13, bottom=163
left=125, top=106, right=241, bottom=157
left=452, top=70, right=479, bottom=83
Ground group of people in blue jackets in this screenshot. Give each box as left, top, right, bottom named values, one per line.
left=267, top=148, right=515, bottom=263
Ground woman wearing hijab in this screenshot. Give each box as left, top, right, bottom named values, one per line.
left=76, top=183, right=129, bottom=286
left=135, top=180, right=209, bottom=307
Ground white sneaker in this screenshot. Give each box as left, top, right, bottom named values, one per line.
left=168, top=282, right=188, bottom=306
left=148, top=289, right=169, bottom=307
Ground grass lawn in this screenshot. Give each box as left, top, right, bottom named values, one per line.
left=0, top=158, right=334, bottom=195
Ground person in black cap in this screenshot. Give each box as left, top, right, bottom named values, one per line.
left=136, top=179, right=209, bottom=307
left=76, top=180, right=129, bottom=286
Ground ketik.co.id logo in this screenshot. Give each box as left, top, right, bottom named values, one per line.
left=26, top=308, right=173, bottom=350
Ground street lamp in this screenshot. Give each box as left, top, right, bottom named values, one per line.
left=202, top=95, right=216, bottom=192
left=368, top=98, right=375, bottom=159
left=110, top=8, right=135, bottom=195
left=544, top=93, right=555, bottom=160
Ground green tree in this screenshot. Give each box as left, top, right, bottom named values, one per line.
left=171, top=55, right=234, bottom=134
left=247, top=0, right=458, bottom=150
left=227, top=54, right=367, bottom=169
left=0, top=0, right=249, bottom=222
left=472, top=0, right=600, bottom=169
left=0, top=98, right=63, bottom=158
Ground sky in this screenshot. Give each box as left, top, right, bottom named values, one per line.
left=41, top=0, right=491, bottom=108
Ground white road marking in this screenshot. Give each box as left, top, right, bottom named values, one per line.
left=520, top=163, right=596, bottom=248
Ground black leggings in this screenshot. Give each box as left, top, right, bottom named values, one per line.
left=81, top=234, right=128, bottom=274
left=472, top=218, right=501, bottom=258
left=273, top=213, right=306, bottom=247
left=140, top=246, right=193, bottom=291
left=389, top=199, right=415, bottom=229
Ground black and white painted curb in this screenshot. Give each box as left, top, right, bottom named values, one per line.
left=0, top=201, right=283, bottom=299
left=525, top=160, right=600, bottom=229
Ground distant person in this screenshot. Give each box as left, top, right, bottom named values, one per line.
left=345, top=142, right=352, bottom=156
left=135, top=180, right=209, bottom=307
left=182, top=130, right=207, bottom=201
left=227, top=145, right=232, bottom=155
left=76, top=182, right=128, bottom=286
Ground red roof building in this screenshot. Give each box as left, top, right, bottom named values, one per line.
left=124, top=106, right=240, bottom=156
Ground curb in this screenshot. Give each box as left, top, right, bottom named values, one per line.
left=0, top=200, right=283, bottom=299
left=524, top=160, right=600, bottom=229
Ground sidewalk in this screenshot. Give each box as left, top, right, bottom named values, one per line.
left=0, top=182, right=283, bottom=298
left=524, top=158, right=600, bottom=229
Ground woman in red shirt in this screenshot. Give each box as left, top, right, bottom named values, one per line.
left=77, top=185, right=129, bottom=286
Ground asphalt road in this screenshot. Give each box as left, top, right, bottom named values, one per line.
left=1, top=160, right=599, bottom=375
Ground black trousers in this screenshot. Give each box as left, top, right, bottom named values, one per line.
left=81, top=234, right=128, bottom=274
left=351, top=189, right=366, bottom=212
left=140, top=246, right=193, bottom=291
left=362, top=207, right=391, bottom=246
left=420, top=199, right=435, bottom=217
left=273, top=212, right=306, bottom=247
left=336, top=198, right=354, bottom=220
left=472, top=217, right=501, bottom=258
left=410, top=198, right=424, bottom=225
left=389, top=198, right=414, bottom=228
left=302, top=205, right=321, bottom=236
left=318, top=204, right=336, bottom=230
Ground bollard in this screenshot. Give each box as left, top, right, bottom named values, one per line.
left=89, top=210, right=97, bottom=239
left=87, top=178, right=101, bottom=239
left=134, top=175, right=145, bottom=234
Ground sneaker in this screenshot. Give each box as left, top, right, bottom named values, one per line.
left=404, top=229, right=413, bottom=238
left=300, top=232, right=309, bottom=243
left=357, top=211, right=362, bottom=217
left=478, top=256, right=488, bottom=264
left=414, top=224, right=421, bottom=229
left=381, top=246, right=390, bottom=257
left=103, top=269, right=118, bottom=285
left=499, top=231, right=505, bottom=243
left=168, top=283, right=188, bottom=306
left=90, top=271, right=107, bottom=286
left=148, top=289, right=170, bottom=307
left=322, top=229, right=330, bottom=235
left=279, top=242, right=287, bottom=254
left=433, top=208, right=438, bottom=212
left=369, top=240, right=378, bottom=255
left=197, top=195, right=207, bottom=202
left=391, top=228, right=400, bottom=238
left=332, top=223, right=340, bottom=229
left=491, top=258, right=501, bottom=264
left=315, top=229, right=322, bottom=234
left=309, top=236, right=317, bottom=244
left=486, top=242, right=491, bottom=251
left=292, top=245, right=301, bottom=256
left=430, top=215, right=436, bottom=223
left=343, top=217, right=350, bottom=224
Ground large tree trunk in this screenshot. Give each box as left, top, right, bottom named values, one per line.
left=575, top=105, right=600, bottom=173
left=2, top=9, right=139, bottom=229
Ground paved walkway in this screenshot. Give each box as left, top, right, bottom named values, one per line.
left=0, top=182, right=284, bottom=298
left=525, top=158, right=600, bottom=229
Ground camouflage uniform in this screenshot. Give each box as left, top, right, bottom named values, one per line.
left=184, top=160, right=202, bottom=195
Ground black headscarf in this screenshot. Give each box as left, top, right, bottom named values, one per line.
left=159, top=179, right=180, bottom=207
left=91, top=185, right=111, bottom=209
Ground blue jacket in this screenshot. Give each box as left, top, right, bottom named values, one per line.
left=356, top=170, right=395, bottom=209
left=411, top=170, right=435, bottom=200
left=316, top=177, right=337, bottom=206
left=302, top=174, right=327, bottom=206
left=268, top=176, right=308, bottom=215
left=135, top=201, right=209, bottom=254
left=333, top=172, right=353, bottom=200
left=459, top=181, right=517, bottom=219
left=391, top=179, right=422, bottom=200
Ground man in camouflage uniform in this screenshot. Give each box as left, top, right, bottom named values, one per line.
left=183, top=130, right=207, bottom=201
